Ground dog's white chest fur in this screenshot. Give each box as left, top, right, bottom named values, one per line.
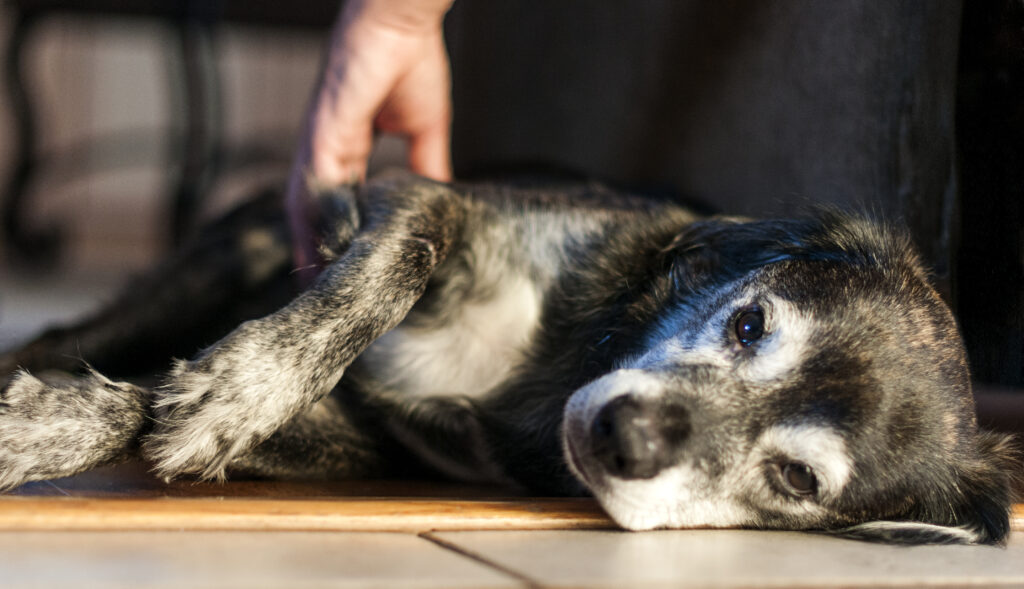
left=362, top=274, right=542, bottom=398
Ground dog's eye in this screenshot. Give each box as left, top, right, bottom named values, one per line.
left=734, top=307, right=765, bottom=346
left=781, top=462, right=817, bottom=496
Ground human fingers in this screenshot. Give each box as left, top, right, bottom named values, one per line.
left=408, top=120, right=452, bottom=181
left=309, top=89, right=375, bottom=185
left=373, top=30, right=452, bottom=181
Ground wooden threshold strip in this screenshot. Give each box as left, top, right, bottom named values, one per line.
left=0, top=496, right=616, bottom=532
left=0, top=497, right=1019, bottom=534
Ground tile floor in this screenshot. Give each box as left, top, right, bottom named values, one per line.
left=3, top=266, right=1024, bottom=588
left=1, top=529, right=1022, bottom=589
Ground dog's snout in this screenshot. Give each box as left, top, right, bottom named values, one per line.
left=589, top=395, right=690, bottom=480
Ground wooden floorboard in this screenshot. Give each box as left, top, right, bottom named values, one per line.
left=3, top=462, right=613, bottom=532
left=3, top=462, right=1022, bottom=534
left=0, top=496, right=614, bottom=532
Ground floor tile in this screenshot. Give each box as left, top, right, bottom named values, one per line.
left=0, top=531, right=522, bottom=589
left=433, top=529, right=1024, bottom=588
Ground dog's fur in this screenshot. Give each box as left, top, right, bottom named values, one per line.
left=0, top=171, right=1017, bottom=544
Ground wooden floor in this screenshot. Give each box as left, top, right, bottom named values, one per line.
left=5, top=463, right=615, bottom=533
left=0, top=463, right=1022, bottom=588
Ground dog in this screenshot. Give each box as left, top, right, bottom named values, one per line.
left=0, top=171, right=1017, bottom=544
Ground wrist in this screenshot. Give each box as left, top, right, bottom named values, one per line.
left=339, top=0, right=453, bottom=35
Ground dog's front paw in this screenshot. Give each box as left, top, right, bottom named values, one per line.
left=0, top=370, right=147, bottom=490
left=143, top=338, right=308, bottom=481
left=0, top=372, right=49, bottom=490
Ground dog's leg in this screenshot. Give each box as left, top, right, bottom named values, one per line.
left=144, top=177, right=465, bottom=481
left=0, top=189, right=296, bottom=382
left=0, top=370, right=150, bottom=490
left=226, top=396, right=391, bottom=480
left=228, top=393, right=510, bottom=484
left=372, top=395, right=510, bottom=484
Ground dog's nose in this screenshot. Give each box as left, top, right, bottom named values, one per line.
left=589, top=395, right=690, bottom=480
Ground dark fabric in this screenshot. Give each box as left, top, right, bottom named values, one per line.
left=446, top=0, right=962, bottom=299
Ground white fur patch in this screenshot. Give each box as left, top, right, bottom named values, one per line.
left=739, top=298, right=813, bottom=383
left=595, top=466, right=754, bottom=531
left=364, top=274, right=542, bottom=398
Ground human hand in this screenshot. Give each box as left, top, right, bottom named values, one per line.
left=287, top=0, right=454, bottom=282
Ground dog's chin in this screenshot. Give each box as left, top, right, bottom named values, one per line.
left=562, top=389, right=671, bottom=531
left=562, top=427, right=670, bottom=531
left=563, top=427, right=755, bottom=532
left=598, top=499, right=671, bottom=531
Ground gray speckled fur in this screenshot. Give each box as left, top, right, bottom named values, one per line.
left=0, top=369, right=149, bottom=489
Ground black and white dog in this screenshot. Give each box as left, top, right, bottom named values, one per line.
left=0, top=171, right=1017, bottom=544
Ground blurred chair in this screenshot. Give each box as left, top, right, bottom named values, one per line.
left=1, top=0, right=335, bottom=265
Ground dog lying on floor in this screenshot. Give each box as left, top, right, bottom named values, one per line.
left=0, top=171, right=1016, bottom=544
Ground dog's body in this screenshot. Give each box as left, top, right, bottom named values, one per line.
left=0, top=172, right=1016, bottom=544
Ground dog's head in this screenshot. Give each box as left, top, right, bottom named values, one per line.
left=562, top=212, right=1018, bottom=544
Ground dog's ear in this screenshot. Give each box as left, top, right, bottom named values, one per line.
left=826, top=431, right=1020, bottom=545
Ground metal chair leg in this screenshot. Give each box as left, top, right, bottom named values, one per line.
left=2, top=11, right=62, bottom=266
left=170, top=18, right=222, bottom=246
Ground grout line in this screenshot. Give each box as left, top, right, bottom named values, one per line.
left=419, top=531, right=544, bottom=589
left=43, top=481, right=72, bottom=497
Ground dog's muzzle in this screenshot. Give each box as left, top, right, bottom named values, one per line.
left=589, top=395, right=691, bottom=479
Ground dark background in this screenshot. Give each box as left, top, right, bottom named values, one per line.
left=955, top=0, right=1024, bottom=388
